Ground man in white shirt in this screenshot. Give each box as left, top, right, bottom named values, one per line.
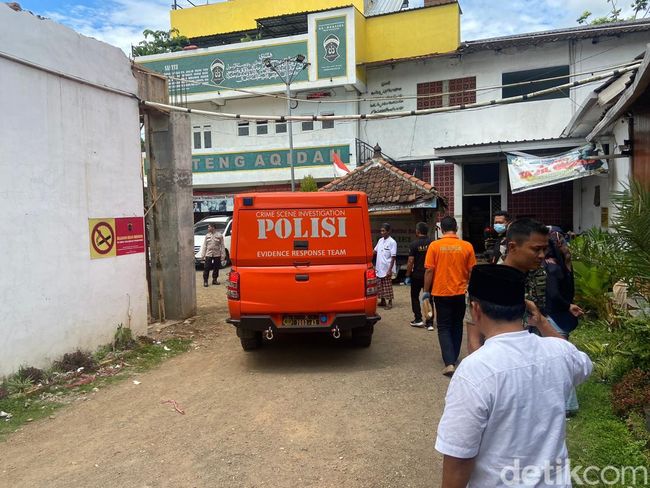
left=373, top=223, right=397, bottom=309
left=435, top=264, right=592, bottom=487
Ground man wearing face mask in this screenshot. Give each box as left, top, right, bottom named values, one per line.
left=484, top=211, right=511, bottom=265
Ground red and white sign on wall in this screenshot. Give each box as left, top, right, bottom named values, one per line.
left=88, top=217, right=145, bottom=259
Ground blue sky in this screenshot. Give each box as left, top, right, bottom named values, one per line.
left=16, top=0, right=640, bottom=54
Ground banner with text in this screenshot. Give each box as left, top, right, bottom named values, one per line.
left=193, top=195, right=234, bottom=213
left=192, top=145, right=350, bottom=173
left=316, top=16, right=347, bottom=79
left=507, top=145, right=608, bottom=194
left=137, top=40, right=309, bottom=93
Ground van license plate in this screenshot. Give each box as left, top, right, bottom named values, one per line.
left=282, top=315, right=320, bottom=327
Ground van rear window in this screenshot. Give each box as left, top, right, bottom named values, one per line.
left=235, top=207, right=369, bottom=266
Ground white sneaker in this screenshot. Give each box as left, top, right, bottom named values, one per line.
left=427, top=325, right=435, bottom=331
left=410, top=320, right=425, bottom=328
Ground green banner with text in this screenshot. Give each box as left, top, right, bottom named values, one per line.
left=137, top=41, right=309, bottom=93
left=192, top=145, right=350, bottom=173
left=316, top=16, right=347, bottom=79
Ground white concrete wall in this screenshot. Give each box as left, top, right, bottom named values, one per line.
left=0, top=5, right=147, bottom=376
left=572, top=119, right=633, bottom=232
left=361, top=32, right=650, bottom=160
left=190, top=87, right=360, bottom=187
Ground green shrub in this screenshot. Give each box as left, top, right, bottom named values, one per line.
left=113, top=324, right=136, bottom=351
left=4, top=376, right=33, bottom=395
left=618, top=316, right=650, bottom=370
left=611, top=181, right=650, bottom=300
left=15, top=366, right=45, bottom=384
left=300, top=175, right=318, bottom=192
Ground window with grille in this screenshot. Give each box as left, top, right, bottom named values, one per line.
left=275, top=121, right=287, bottom=133
left=238, top=122, right=249, bottom=136
left=416, top=77, right=476, bottom=110
left=302, top=119, right=314, bottom=131
left=256, top=120, right=268, bottom=135
left=322, top=114, right=334, bottom=129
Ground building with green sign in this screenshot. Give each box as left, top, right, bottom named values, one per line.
left=136, top=0, right=650, bottom=247
left=134, top=0, right=461, bottom=217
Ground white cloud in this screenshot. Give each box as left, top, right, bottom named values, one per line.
left=44, top=0, right=171, bottom=55
left=460, top=0, right=643, bottom=40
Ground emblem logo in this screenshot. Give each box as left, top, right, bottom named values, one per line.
left=323, top=34, right=340, bottom=62
left=210, top=58, right=225, bottom=84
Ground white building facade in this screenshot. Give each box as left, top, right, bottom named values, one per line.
left=137, top=1, right=650, bottom=248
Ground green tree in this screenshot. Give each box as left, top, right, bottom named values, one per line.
left=577, top=0, right=649, bottom=25
left=300, top=175, right=319, bottom=192
left=132, top=29, right=190, bottom=57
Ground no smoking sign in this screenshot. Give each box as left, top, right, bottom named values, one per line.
left=88, top=217, right=145, bottom=259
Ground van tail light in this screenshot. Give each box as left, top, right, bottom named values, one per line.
left=365, top=268, right=378, bottom=297
left=226, top=271, right=240, bottom=300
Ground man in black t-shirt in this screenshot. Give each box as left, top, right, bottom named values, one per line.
left=406, top=222, right=434, bottom=328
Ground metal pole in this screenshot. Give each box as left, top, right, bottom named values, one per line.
left=286, top=61, right=295, bottom=192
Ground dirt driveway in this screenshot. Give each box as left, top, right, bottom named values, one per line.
left=2, top=273, right=455, bottom=487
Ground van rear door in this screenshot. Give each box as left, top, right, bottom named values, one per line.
left=232, top=192, right=372, bottom=314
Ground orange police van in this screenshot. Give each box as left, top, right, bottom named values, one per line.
left=226, top=191, right=380, bottom=350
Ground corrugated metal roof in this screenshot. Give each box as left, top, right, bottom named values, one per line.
left=433, top=137, right=588, bottom=158
left=365, top=0, right=404, bottom=16
left=461, top=18, right=650, bottom=53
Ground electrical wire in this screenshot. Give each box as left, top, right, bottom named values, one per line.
left=160, top=58, right=641, bottom=105
left=142, top=63, right=640, bottom=122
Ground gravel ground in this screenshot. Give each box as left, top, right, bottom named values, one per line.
left=2, top=272, right=458, bottom=487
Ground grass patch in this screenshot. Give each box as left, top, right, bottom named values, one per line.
left=0, top=396, right=63, bottom=441
left=567, top=320, right=650, bottom=484
left=568, top=381, right=649, bottom=469
left=0, top=337, right=191, bottom=442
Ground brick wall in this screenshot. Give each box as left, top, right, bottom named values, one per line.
left=507, top=181, right=574, bottom=230
left=422, top=163, right=455, bottom=218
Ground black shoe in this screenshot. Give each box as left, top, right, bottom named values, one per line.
left=410, top=320, right=425, bottom=328
left=203, top=281, right=209, bottom=287
left=213, top=279, right=219, bottom=285
left=379, top=299, right=387, bottom=307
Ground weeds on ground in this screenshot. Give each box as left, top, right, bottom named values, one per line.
left=0, top=327, right=191, bottom=441
left=567, top=381, right=650, bottom=472
left=570, top=320, right=650, bottom=469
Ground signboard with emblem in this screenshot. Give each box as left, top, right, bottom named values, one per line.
left=316, top=16, right=347, bottom=79
left=137, top=40, right=309, bottom=94
left=88, top=217, right=145, bottom=259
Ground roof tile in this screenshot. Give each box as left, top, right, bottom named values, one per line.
left=320, top=157, right=444, bottom=207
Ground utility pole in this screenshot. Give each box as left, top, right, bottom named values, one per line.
left=263, top=55, right=309, bottom=192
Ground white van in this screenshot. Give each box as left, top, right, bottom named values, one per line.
left=194, top=216, right=232, bottom=267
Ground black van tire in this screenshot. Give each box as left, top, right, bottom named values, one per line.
left=240, top=333, right=262, bottom=351
left=351, top=324, right=373, bottom=348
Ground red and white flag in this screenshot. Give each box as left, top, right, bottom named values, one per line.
left=332, top=152, right=350, bottom=177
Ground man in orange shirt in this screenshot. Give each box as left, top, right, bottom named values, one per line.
left=423, top=216, right=477, bottom=377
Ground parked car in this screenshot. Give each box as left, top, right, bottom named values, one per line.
left=226, top=191, right=380, bottom=350
left=194, top=216, right=232, bottom=268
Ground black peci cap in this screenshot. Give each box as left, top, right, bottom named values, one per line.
left=468, top=264, right=525, bottom=306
